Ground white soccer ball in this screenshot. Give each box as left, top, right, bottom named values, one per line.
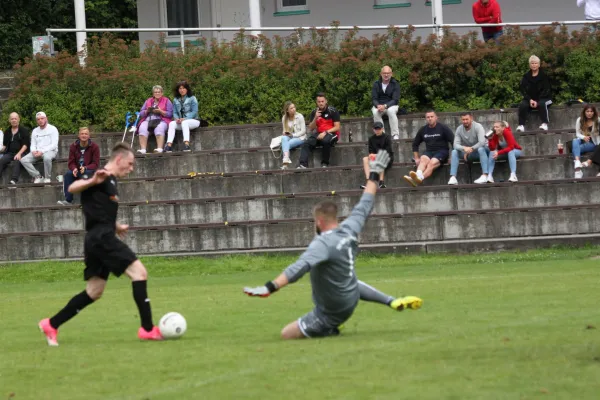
left=159, top=312, right=187, bottom=339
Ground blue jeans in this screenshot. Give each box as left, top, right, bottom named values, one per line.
left=488, top=149, right=522, bottom=175
left=572, top=139, right=596, bottom=158
left=281, top=135, right=304, bottom=153
left=483, top=30, right=503, bottom=42
left=63, top=168, right=95, bottom=202
left=450, top=147, right=489, bottom=176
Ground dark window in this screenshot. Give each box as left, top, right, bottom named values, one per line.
left=167, top=0, right=199, bottom=36
left=282, top=0, right=307, bottom=6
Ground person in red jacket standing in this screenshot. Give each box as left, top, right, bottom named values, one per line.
left=486, top=121, right=522, bottom=183
left=58, top=127, right=101, bottom=205
left=472, top=0, right=503, bottom=42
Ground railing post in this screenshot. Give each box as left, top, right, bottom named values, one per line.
left=180, top=30, right=185, bottom=54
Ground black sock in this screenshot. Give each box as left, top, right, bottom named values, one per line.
left=49, top=291, right=95, bottom=329
left=132, top=281, right=154, bottom=332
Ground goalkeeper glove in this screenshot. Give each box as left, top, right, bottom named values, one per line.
left=243, top=281, right=279, bottom=297
left=368, top=149, right=391, bottom=182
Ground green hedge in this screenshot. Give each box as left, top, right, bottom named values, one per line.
left=4, top=25, right=600, bottom=133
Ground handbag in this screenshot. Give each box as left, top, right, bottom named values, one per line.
left=148, top=118, right=161, bottom=131
left=269, top=136, right=282, bottom=158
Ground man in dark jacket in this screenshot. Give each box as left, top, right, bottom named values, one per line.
left=371, top=66, right=401, bottom=140
left=0, top=112, right=30, bottom=185
left=57, top=127, right=100, bottom=205
left=517, top=55, right=552, bottom=132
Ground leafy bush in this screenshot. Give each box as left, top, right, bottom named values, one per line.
left=3, top=24, right=600, bottom=133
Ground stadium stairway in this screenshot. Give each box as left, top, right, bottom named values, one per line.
left=2, top=105, right=599, bottom=261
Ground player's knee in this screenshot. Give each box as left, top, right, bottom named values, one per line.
left=281, top=327, right=294, bottom=340
left=86, top=286, right=104, bottom=300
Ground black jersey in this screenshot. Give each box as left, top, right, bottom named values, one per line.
left=81, top=175, right=119, bottom=232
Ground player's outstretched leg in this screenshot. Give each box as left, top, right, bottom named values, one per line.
left=39, top=277, right=104, bottom=346
left=125, top=260, right=162, bottom=340
left=358, top=280, right=422, bottom=311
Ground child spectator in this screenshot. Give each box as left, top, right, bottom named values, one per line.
left=361, top=122, right=394, bottom=189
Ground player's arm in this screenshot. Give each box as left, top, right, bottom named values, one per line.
left=244, top=240, right=329, bottom=297
left=68, top=169, right=109, bottom=193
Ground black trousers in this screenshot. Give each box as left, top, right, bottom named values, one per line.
left=0, top=153, right=21, bottom=181
left=518, top=98, right=552, bottom=125
left=299, top=133, right=337, bottom=167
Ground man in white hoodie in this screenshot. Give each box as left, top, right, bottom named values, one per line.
left=20, top=111, right=59, bottom=183
left=578, top=0, right=600, bottom=21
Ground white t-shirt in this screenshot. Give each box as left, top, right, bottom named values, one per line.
left=382, top=83, right=389, bottom=92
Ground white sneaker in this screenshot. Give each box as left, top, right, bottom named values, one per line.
left=153, top=148, right=163, bottom=153
left=447, top=176, right=458, bottom=185
left=581, top=160, right=590, bottom=168
left=508, top=173, right=518, bottom=182
left=474, top=175, right=488, bottom=184
left=43, top=178, right=51, bottom=184
left=487, top=175, right=495, bottom=183
left=516, top=125, right=525, bottom=132
left=392, top=134, right=400, bottom=140
left=137, top=149, right=146, bottom=154
left=282, top=155, right=292, bottom=165
left=33, top=177, right=43, bottom=184
left=575, top=170, right=583, bottom=179
left=574, top=160, right=582, bottom=169
left=539, top=123, right=548, bottom=131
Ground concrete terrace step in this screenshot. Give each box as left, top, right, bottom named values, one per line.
left=0, top=156, right=585, bottom=208
left=2, top=179, right=600, bottom=234
left=2, top=204, right=600, bottom=261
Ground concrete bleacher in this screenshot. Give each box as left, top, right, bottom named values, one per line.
left=1, top=105, right=599, bottom=261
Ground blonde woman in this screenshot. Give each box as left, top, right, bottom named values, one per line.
left=280, top=101, right=306, bottom=167
left=574, top=104, right=600, bottom=178
left=487, top=121, right=523, bottom=182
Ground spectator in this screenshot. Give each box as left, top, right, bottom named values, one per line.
left=165, top=81, right=199, bottom=153
left=472, top=0, right=503, bottom=42
left=448, top=112, right=488, bottom=185
left=371, top=65, right=401, bottom=140
left=298, top=93, right=340, bottom=169
left=573, top=104, right=600, bottom=178
left=20, top=111, right=58, bottom=184
left=0, top=112, right=30, bottom=185
left=280, top=101, right=306, bottom=168
left=361, top=121, right=393, bottom=189
left=517, top=55, right=552, bottom=132
left=404, top=111, right=454, bottom=187
left=486, top=121, right=522, bottom=182
left=577, top=0, right=600, bottom=21
left=57, top=127, right=100, bottom=205
left=137, top=85, right=173, bottom=154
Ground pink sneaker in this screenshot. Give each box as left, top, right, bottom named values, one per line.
left=39, top=318, right=59, bottom=346
left=138, top=326, right=163, bottom=341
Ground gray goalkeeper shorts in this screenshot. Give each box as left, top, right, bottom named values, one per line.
left=297, top=306, right=355, bottom=338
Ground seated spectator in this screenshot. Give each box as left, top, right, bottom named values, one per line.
left=517, top=55, right=552, bottom=132
left=57, top=127, right=100, bottom=205
left=298, top=93, right=340, bottom=169
left=371, top=65, right=401, bottom=140
left=0, top=112, right=30, bottom=185
left=448, top=112, right=488, bottom=185
left=20, top=111, right=58, bottom=183
left=573, top=104, right=600, bottom=178
left=280, top=101, right=306, bottom=168
left=165, top=81, right=199, bottom=153
left=403, top=111, right=454, bottom=186
left=361, top=121, right=393, bottom=189
left=137, top=85, right=173, bottom=154
left=486, top=121, right=522, bottom=182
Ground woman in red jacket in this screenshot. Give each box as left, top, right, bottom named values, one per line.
left=487, top=121, right=523, bottom=183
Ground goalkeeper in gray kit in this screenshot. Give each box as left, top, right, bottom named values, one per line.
left=244, top=150, right=423, bottom=339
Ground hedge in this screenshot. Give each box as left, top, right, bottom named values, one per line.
left=3, top=24, right=600, bottom=133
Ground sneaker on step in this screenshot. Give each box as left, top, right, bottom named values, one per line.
left=282, top=155, right=292, bottom=165
left=359, top=184, right=366, bottom=189
left=153, top=148, right=163, bottom=153
left=574, top=160, right=582, bottom=169
left=409, top=170, right=423, bottom=185
left=539, top=123, right=548, bottom=131
left=183, top=143, right=191, bottom=152
left=38, top=318, right=59, bottom=346
left=392, top=134, right=400, bottom=140
left=164, top=144, right=172, bottom=153
left=43, top=178, right=51, bottom=184
left=516, top=125, right=525, bottom=132
left=9, top=180, right=17, bottom=185
left=296, top=165, right=307, bottom=169
left=581, top=160, right=590, bottom=168
left=508, top=173, right=518, bottom=182
left=575, top=170, right=583, bottom=179
left=57, top=200, right=73, bottom=206
left=390, top=296, right=423, bottom=311
left=137, top=149, right=146, bottom=154
left=33, top=176, right=43, bottom=184
left=321, top=163, right=329, bottom=168
left=447, top=176, right=458, bottom=185
left=138, top=326, right=163, bottom=341
left=487, top=175, right=495, bottom=183
left=403, top=175, right=417, bottom=187
left=379, top=181, right=387, bottom=189
left=474, top=175, right=488, bottom=184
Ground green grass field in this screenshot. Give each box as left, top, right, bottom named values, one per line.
left=1, top=249, right=600, bottom=400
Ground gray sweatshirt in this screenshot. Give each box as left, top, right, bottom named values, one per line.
left=453, top=121, right=485, bottom=151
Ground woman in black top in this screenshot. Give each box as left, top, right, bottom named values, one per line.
left=361, top=121, right=394, bottom=188
left=517, top=55, right=552, bottom=132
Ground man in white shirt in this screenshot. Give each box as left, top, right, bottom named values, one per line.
left=20, top=111, right=59, bottom=183
left=578, top=0, right=600, bottom=21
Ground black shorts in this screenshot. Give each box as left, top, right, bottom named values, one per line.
left=83, top=227, right=137, bottom=281
left=423, top=149, right=449, bottom=165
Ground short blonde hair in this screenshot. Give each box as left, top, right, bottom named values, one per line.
left=529, top=55, right=540, bottom=64
left=79, top=126, right=90, bottom=133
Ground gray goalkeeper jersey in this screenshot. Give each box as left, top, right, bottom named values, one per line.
left=283, top=192, right=375, bottom=315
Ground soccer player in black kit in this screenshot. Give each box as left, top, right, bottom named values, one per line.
left=39, top=143, right=162, bottom=346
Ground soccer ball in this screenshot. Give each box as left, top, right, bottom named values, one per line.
left=159, top=312, right=187, bottom=339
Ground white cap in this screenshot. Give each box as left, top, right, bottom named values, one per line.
left=35, top=111, right=47, bottom=118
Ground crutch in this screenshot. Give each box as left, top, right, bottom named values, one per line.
left=121, top=112, right=132, bottom=142
left=127, top=112, right=141, bottom=147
